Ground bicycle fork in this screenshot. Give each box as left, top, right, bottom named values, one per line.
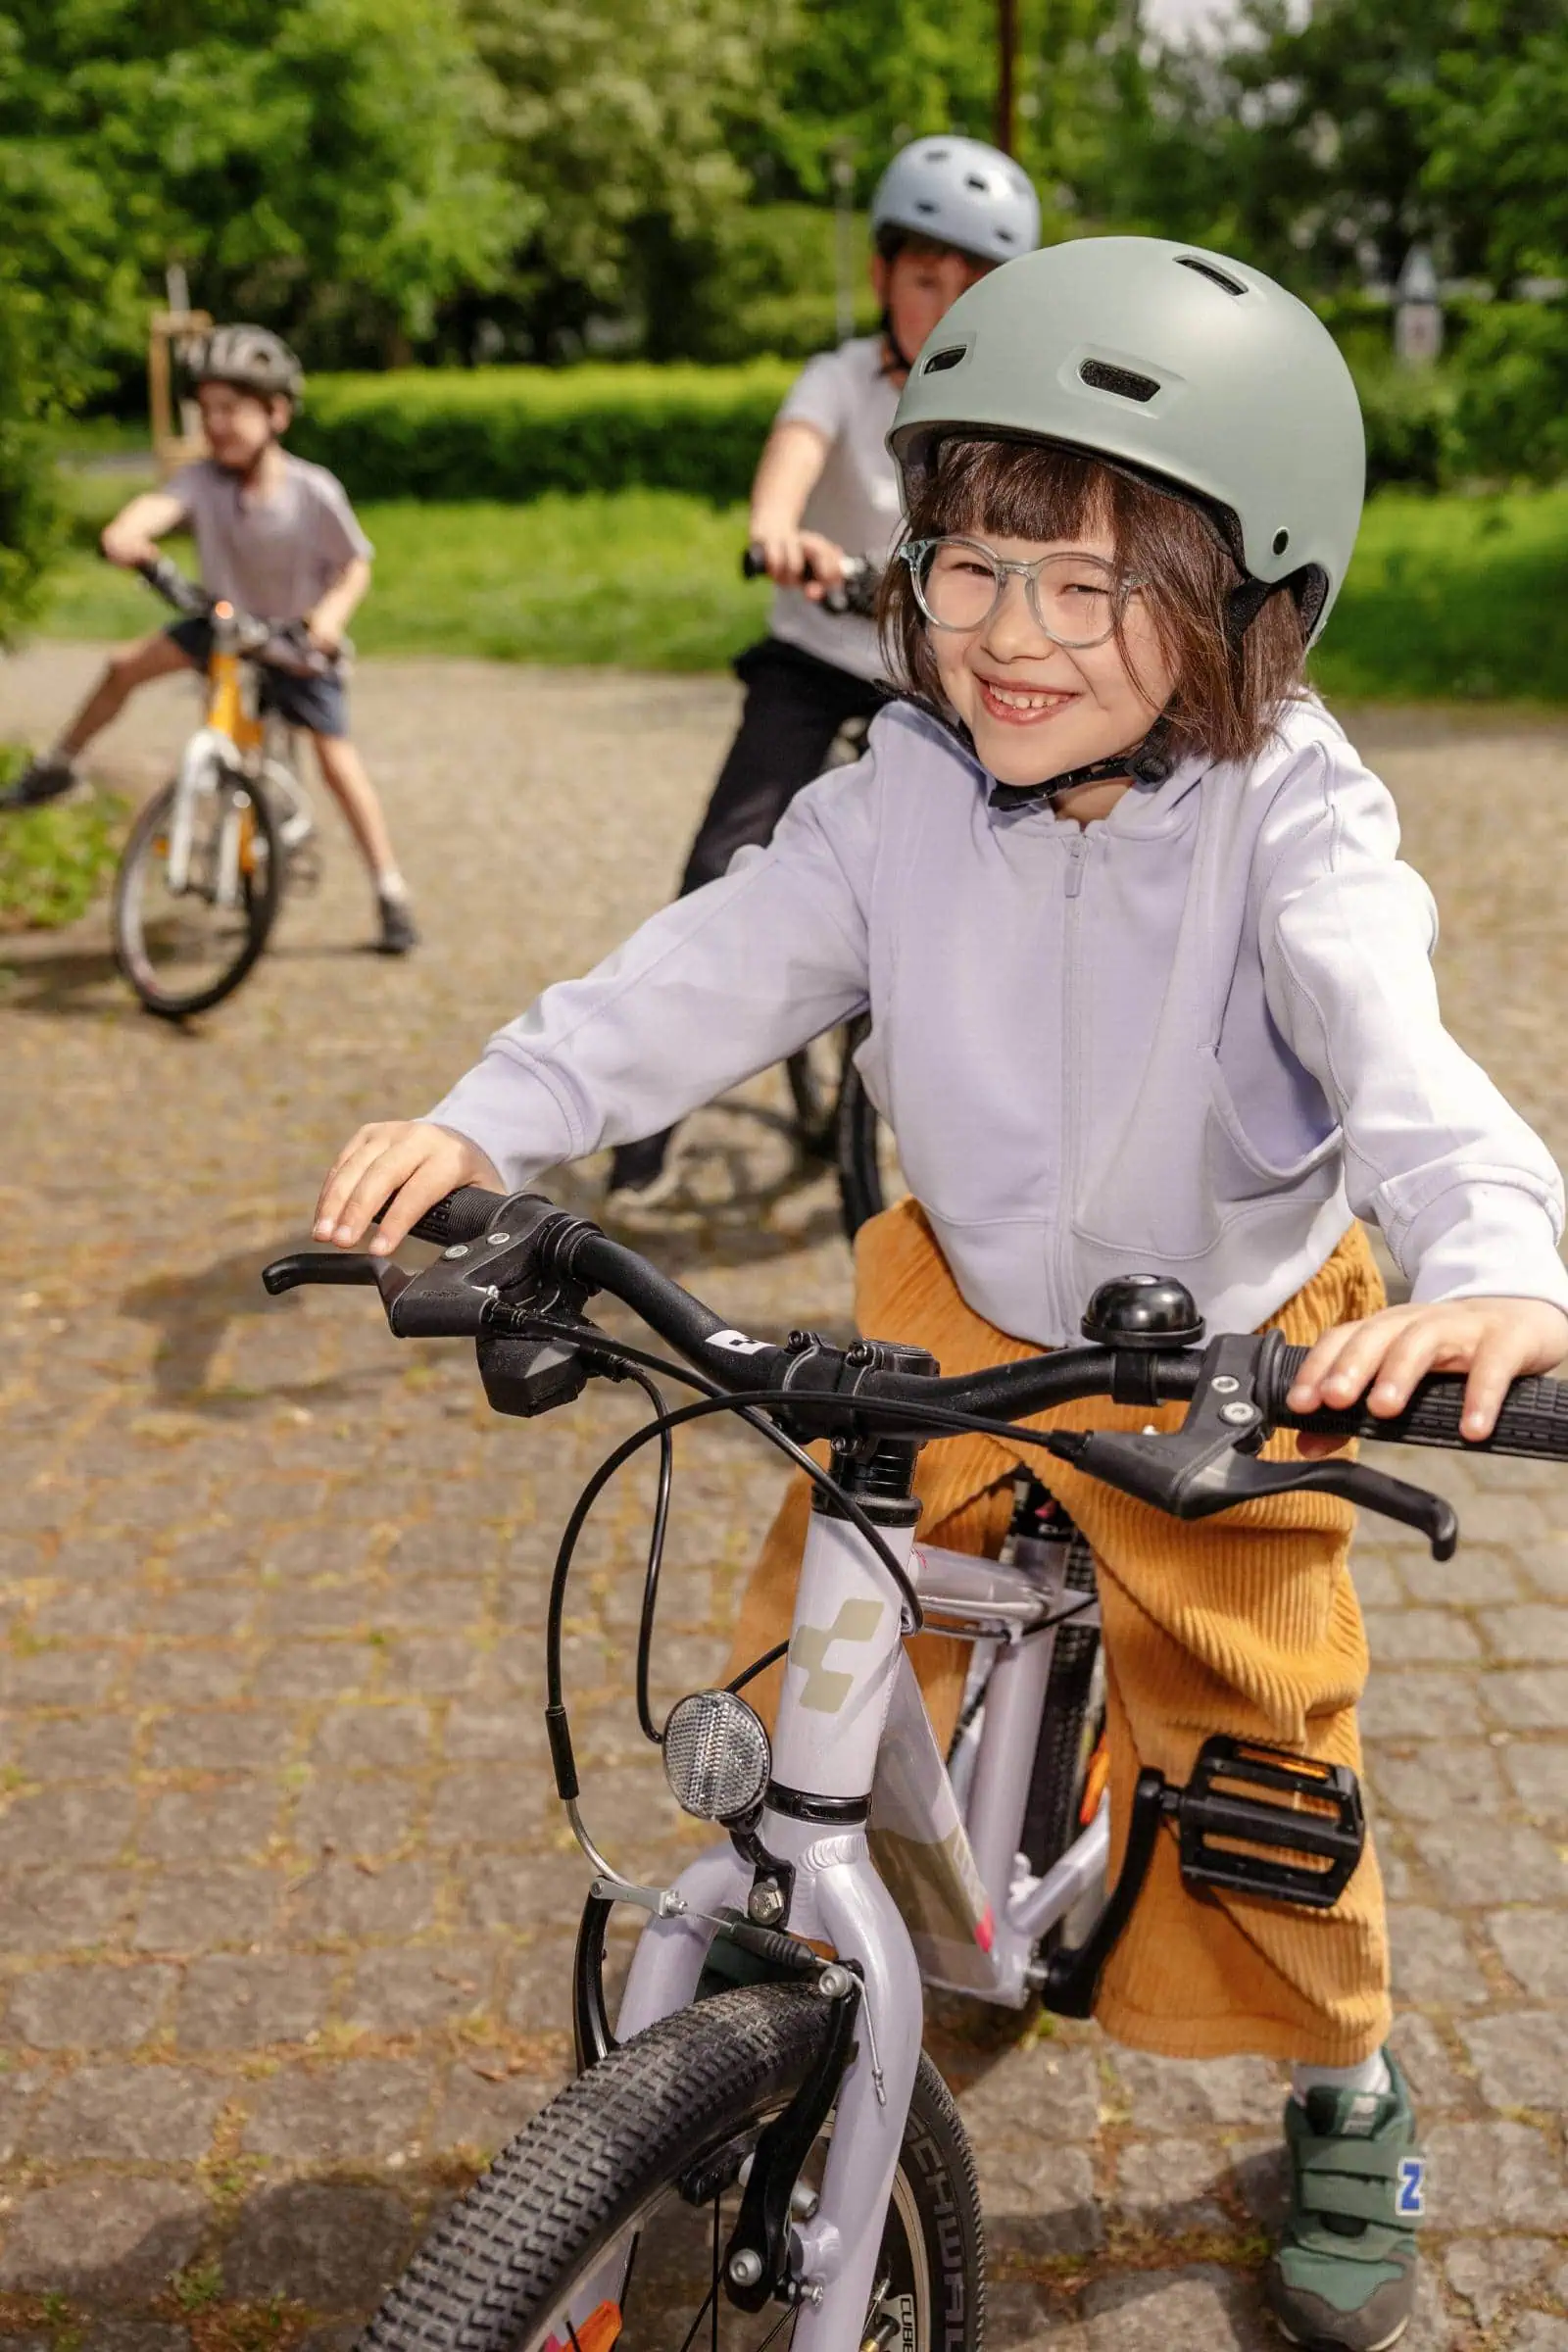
left=616, top=1508, right=928, bottom=2347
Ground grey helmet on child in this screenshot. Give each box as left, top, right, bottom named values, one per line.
left=871, top=136, right=1042, bottom=269
left=889, top=235, right=1364, bottom=648
left=185, top=323, right=305, bottom=407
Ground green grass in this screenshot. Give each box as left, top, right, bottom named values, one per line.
left=36, top=463, right=1568, bottom=704
left=0, top=782, right=126, bottom=931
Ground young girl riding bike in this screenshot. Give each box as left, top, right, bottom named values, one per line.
left=604, top=134, right=1039, bottom=1208
left=315, top=239, right=1568, bottom=2350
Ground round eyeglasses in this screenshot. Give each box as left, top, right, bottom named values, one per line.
left=902, top=536, right=1143, bottom=649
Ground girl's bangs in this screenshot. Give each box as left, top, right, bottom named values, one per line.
left=936, top=438, right=1116, bottom=554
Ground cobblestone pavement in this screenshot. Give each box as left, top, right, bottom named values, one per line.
left=1, top=645, right=1567, bottom=2352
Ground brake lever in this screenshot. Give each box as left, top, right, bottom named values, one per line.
left=1045, top=1332, right=1459, bottom=1559
left=261, top=1250, right=414, bottom=1313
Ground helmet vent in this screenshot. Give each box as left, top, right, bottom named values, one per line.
left=922, top=345, right=968, bottom=376
left=1175, top=255, right=1248, bottom=297
left=1079, top=359, right=1160, bottom=403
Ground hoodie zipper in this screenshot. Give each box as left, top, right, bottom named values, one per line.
left=1052, top=831, right=1090, bottom=1338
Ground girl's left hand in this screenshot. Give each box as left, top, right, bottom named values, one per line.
left=1286, top=1296, right=1568, bottom=1454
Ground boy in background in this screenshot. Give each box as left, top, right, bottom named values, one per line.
left=5, top=324, right=416, bottom=956
left=605, top=136, right=1040, bottom=1206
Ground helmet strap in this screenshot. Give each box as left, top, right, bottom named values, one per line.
left=878, top=308, right=918, bottom=377
left=988, top=713, right=1178, bottom=812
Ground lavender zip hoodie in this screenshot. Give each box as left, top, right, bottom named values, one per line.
left=428, top=696, right=1568, bottom=1346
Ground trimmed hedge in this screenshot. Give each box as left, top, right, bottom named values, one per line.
left=290, top=361, right=798, bottom=507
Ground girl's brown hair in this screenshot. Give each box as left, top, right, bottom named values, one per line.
left=880, top=437, right=1309, bottom=769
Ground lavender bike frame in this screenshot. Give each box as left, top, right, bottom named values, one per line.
left=599, top=1506, right=1110, bottom=2351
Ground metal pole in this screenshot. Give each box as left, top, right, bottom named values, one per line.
left=832, top=146, right=858, bottom=345
left=997, top=0, right=1017, bottom=155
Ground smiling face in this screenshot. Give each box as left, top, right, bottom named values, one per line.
left=926, top=523, right=1175, bottom=794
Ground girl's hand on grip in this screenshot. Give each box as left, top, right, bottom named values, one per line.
left=314, top=1121, right=504, bottom=1256
left=1287, top=1296, right=1568, bottom=1455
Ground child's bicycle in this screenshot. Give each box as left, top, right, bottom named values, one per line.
left=111, top=557, right=325, bottom=1018
left=742, top=545, right=900, bottom=1240
left=264, top=1187, right=1568, bottom=2352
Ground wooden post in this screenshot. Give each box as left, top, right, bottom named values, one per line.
left=997, top=0, right=1018, bottom=156
left=147, top=307, right=213, bottom=477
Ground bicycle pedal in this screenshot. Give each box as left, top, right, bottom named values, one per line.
left=1175, top=1735, right=1364, bottom=1910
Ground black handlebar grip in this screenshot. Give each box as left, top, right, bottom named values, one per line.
left=1267, top=1341, right=1568, bottom=1461
left=406, top=1187, right=507, bottom=1249
left=742, top=546, right=767, bottom=580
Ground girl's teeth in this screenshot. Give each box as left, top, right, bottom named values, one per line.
left=988, top=684, right=1063, bottom=711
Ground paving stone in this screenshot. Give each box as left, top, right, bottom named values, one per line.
left=1487, top=1605, right=1568, bottom=1664
left=504, top=1936, right=583, bottom=2037
left=1423, top=2120, right=1568, bottom=2226
left=1503, top=2322, right=1568, bottom=2352
left=0, top=2179, right=208, bottom=2298
left=461, top=1850, right=592, bottom=1934
left=1109, top=2050, right=1285, bottom=2132
left=26, top=2064, right=226, bottom=2161
left=17, top=1716, right=137, bottom=1780
left=292, top=1775, right=418, bottom=1859
left=1359, top=1674, right=1485, bottom=1740
left=970, top=2140, right=1103, bottom=2257
left=1364, top=1610, right=1483, bottom=1664
left=432, top=2062, right=556, bottom=2155
left=348, top=1947, right=494, bottom=2034
left=0, top=1868, right=135, bottom=1953
left=1410, top=1819, right=1568, bottom=1905
left=250, top=1642, right=377, bottom=1701
left=0, top=1787, right=136, bottom=1869
left=1407, top=1545, right=1522, bottom=1606
left=239, top=2060, right=432, bottom=2162
left=312, top=1705, right=431, bottom=1769
left=132, top=1864, right=282, bottom=1952
left=78, top=2326, right=192, bottom=2352
left=287, top=1857, right=436, bottom=1941
left=1487, top=1908, right=1568, bottom=1998
left=136, top=1783, right=279, bottom=1861
left=1348, top=1550, right=1405, bottom=1609
left=1389, top=1906, right=1491, bottom=2005
left=1461, top=2011, right=1568, bottom=2111
left=1445, top=2238, right=1556, bottom=2327
left=176, top=1953, right=337, bottom=2051
left=144, top=1709, right=294, bottom=1771
left=1081, top=2266, right=1250, bottom=2351
left=441, top=1702, right=545, bottom=1762
left=955, top=2046, right=1102, bottom=2143
left=1110, top=2136, right=1232, bottom=2233
left=8, top=1963, right=176, bottom=2050
left=985, top=2284, right=1087, bottom=2351
left=1229, top=2134, right=1289, bottom=2228
left=1502, top=1740, right=1568, bottom=1816
left=1367, top=1740, right=1506, bottom=1822
left=1388, top=2011, right=1469, bottom=2111
left=221, top=2180, right=414, bottom=2310
left=1483, top=1671, right=1568, bottom=1732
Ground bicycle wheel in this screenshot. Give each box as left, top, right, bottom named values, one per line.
left=835, top=1018, right=906, bottom=1242
left=358, top=1984, right=982, bottom=2352
left=1019, top=1525, right=1105, bottom=1895
left=113, top=772, right=282, bottom=1018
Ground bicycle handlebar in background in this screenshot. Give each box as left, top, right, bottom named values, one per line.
left=742, top=543, right=881, bottom=620
left=133, top=557, right=335, bottom=678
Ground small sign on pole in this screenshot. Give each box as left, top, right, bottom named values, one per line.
left=1394, top=245, right=1443, bottom=368
left=148, top=265, right=212, bottom=477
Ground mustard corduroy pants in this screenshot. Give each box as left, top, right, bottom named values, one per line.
left=723, top=1199, right=1391, bottom=2064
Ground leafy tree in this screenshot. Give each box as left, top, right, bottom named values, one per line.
left=1421, top=12, right=1568, bottom=285
left=0, top=0, right=513, bottom=390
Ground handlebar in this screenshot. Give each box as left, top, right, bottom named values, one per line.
left=134, top=557, right=335, bottom=677
left=262, top=1185, right=1568, bottom=1559
left=742, top=544, right=881, bottom=620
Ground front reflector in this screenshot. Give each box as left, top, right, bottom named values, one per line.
left=662, top=1690, right=770, bottom=1823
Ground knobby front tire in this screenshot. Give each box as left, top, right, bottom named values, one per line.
left=356, top=1983, right=983, bottom=2352
left=112, top=772, right=283, bottom=1018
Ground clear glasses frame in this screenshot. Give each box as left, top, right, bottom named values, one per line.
left=902, top=534, right=1144, bottom=649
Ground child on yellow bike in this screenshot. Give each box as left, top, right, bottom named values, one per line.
left=4, top=325, right=417, bottom=956
left=317, top=240, right=1568, bottom=2349
left=605, top=136, right=1040, bottom=1207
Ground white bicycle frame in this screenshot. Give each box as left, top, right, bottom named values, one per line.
left=164, top=708, right=312, bottom=903
left=576, top=1502, right=1111, bottom=2351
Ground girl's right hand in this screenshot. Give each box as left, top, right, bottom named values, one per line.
left=314, top=1121, right=504, bottom=1256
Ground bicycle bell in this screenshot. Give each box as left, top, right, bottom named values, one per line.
left=1081, top=1273, right=1204, bottom=1350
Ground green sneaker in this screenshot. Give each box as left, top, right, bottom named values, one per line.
left=1266, top=2052, right=1423, bottom=2352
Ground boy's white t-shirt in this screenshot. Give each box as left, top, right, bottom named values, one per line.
left=768, top=335, right=903, bottom=684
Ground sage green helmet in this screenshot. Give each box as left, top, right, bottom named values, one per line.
left=888, top=236, right=1364, bottom=642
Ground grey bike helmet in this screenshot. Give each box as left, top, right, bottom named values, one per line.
left=871, top=137, right=1041, bottom=269
left=889, top=236, right=1364, bottom=645
left=186, top=324, right=305, bottom=406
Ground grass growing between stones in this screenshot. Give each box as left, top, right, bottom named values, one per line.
left=39, top=464, right=1568, bottom=705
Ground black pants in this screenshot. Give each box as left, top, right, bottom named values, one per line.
left=678, top=636, right=889, bottom=897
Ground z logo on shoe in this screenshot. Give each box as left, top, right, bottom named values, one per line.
left=1396, top=2156, right=1426, bottom=2219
